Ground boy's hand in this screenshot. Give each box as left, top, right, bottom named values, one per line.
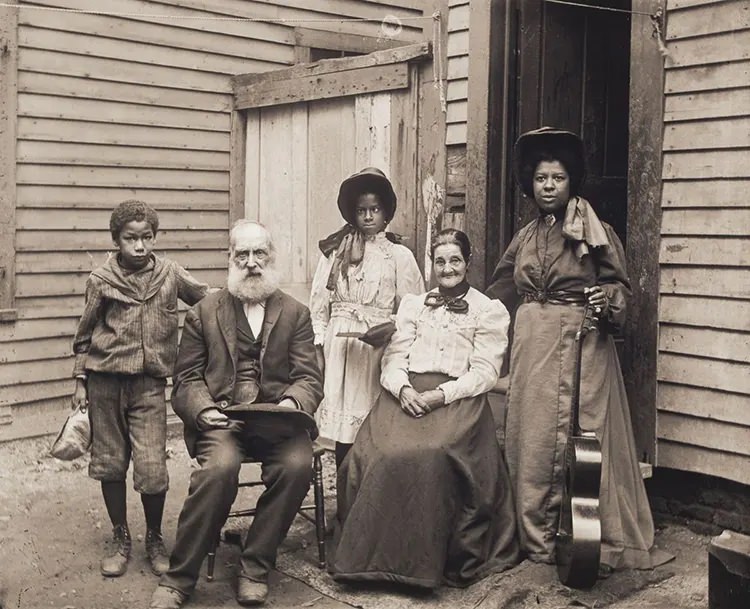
left=72, top=379, right=88, bottom=412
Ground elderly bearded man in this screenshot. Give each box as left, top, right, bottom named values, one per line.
left=150, top=221, right=323, bottom=608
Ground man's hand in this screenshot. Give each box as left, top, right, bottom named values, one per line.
left=398, top=386, right=430, bottom=418
left=276, top=398, right=299, bottom=410
left=197, top=407, right=233, bottom=430
left=72, top=378, right=88, bottom=412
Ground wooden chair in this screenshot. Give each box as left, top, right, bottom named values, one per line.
left=206, top=443, right=327, bottom=580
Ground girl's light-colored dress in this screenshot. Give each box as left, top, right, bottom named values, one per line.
left=309, top=231, right=423, bottom=443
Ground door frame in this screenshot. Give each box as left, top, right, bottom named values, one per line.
left=481, top=0, right=665, bottom=463
left=464, top=0, right=515, bottom=288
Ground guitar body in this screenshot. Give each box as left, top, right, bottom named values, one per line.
left=556, top=431, right=602, bottom=589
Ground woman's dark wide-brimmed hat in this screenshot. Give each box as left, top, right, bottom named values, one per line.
left=514, top=127, right=586, bottom=197
left=337, top=167, right=397, bottom=225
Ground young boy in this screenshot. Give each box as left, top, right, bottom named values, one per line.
left=71, top=200, right=209, bottom=577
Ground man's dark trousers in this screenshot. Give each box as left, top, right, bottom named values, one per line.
left=160, top=423, right=313, bottom=595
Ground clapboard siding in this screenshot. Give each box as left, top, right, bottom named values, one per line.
left=659, top=295, right=750, bottom=331
left=666, top=29, right=750, bottom=67
left=661, top=208, right=750, bottom=235
left=18, top=118, right=232, bottom=151
left=16, top=252, right=228, bottom=276
left=663, top=118, right=750, bottom=150
left=659, top=325, right=750, bottom=363
left=18, top=72, right=232, bottom=112
left=17, top=142, right=230, bottom=170
left=666, top=0, right=749, bottom=40
left=659, top=383, right=750, bottom=427
left=17, top=186, right=230, bottom=207
left=656, top=0, right=750, bottom=484
left=446, top=0, right=469, bottom=146
left=660, top=237, right=750, bottom=266
left=1, top=0, right=427, bottom=441
left=16, top=208, right=229, bottom=230
left=662, top=179, right=750, bottom=207
left=658, top=441, right=750, bottom=486
left=664, top=88, right=750, bottom=121
left=665, top=60, right=750, bottom=94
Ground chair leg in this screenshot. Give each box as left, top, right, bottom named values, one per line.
left=206, top=533, right=220, bottom=582
left=313, top=452, right=326, bottom=569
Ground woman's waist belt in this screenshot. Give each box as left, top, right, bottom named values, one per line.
left=330, top=302, right=392, bottom=324
left=521, top=290, right=586, bottom=305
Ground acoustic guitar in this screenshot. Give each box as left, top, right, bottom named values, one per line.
left=556, top=303, right=603, bottom=589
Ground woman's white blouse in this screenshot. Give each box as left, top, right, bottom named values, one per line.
left=380, top=287, right=511, bottom=404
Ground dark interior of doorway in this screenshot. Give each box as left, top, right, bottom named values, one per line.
left=508, top=0, right=632, bottom=247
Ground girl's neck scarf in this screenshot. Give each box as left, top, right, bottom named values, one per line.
left=318, top=224, right=401, bottom=291
left=560, top=197, right=610, bottom=260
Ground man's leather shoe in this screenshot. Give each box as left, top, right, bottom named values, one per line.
left=236, top=578, right=268, bottom=606
left=100, top=524, right=131, bottom=577
left=149, top=586, right=189, bottom=609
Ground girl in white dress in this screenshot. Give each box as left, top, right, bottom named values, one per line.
left=309, top=167, right=424, bottom=467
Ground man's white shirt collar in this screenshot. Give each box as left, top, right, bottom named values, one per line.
left=242, top=300, right=266, bottom=337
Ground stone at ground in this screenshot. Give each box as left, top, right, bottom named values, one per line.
left=0, top=433, right=710, bottom=609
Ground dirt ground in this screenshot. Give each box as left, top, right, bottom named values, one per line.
left=0, top=432, right=712, bottom=609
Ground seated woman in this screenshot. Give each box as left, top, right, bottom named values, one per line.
left=330, top=229, right=520, bottom=589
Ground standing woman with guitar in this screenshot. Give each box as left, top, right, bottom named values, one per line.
left=487, top=128, right=668, bottom=577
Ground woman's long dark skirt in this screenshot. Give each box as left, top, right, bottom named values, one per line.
left=330, top=372, right=519, bottom=589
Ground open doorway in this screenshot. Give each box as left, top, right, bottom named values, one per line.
left=510, top=0, right=632, bottom=245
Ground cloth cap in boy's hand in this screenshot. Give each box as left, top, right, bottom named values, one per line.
left=50, top=406, right=92, bottom=460
left=359, top=321, right=397, bottom=348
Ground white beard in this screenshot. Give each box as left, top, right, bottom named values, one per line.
left=227, top=262, right=281, bottom=304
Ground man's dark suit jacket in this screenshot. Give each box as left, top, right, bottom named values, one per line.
left=172, top=287, right=323, bottom=457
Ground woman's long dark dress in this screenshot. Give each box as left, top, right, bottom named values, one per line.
left=486, top=209, right=663, bottom=569
left=330, top=289, right=520, bottom=588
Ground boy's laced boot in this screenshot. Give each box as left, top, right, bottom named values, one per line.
left=101, top=523, right=131, bottom=577
left=145, top=529, right=170, bottom=575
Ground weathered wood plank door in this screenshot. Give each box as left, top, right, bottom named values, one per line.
left=513, top=0, right=631, bottom=244
left=235, top=45, right=428, bottom=303
left=511, top=1, right=657, bottom=464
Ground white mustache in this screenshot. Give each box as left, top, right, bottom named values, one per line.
left=227, top=263, right=280, bottom=303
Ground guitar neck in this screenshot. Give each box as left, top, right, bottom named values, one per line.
left=570, top=303, right=597, bottom=437
left=569, top=330, right=584, bottom=436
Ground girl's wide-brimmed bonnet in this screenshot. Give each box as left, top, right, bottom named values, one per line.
left=336, top=167, right=397, bottom=224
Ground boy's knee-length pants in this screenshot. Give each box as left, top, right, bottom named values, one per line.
left=87, top=372, right=168, bottom=494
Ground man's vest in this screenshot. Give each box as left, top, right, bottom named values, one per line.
left=233, top=297, right=262, bottom=404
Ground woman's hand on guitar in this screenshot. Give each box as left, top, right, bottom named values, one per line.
left=584, top=286, right=609, bottom=317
